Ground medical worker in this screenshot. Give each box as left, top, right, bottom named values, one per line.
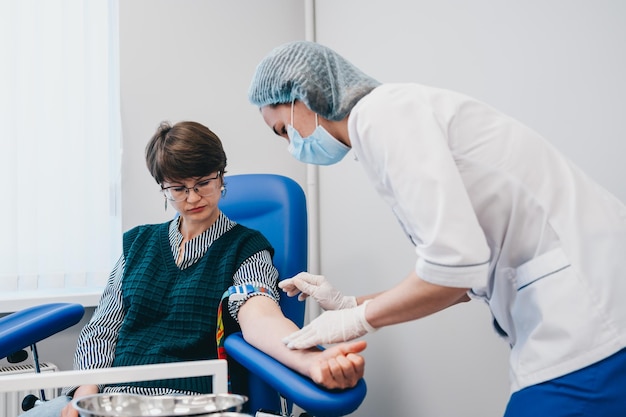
left=247, top=41, right=626, bottom=416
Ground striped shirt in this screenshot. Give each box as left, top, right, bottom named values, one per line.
left=64, top=213, right=279, bottom=396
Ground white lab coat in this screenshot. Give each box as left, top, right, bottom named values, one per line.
left=348, top=83, right=626, bottom=392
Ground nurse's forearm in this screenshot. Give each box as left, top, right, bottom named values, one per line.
left=361, top=271, right=469, bottom=329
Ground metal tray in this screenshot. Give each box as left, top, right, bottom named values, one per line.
left=72, top=393, right=249, bottom=417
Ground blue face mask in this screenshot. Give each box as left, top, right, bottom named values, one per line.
left=287, top=102, right=350, bottom=166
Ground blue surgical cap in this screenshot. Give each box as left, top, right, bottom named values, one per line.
left=248, top=41, right=381, bottom=121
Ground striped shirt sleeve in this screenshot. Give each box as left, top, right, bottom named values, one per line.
left=228, top=248, right=280, bottom=322
left=62, top=255, right=126, bottom=395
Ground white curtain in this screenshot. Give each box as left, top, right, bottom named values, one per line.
left=0, top=0, right=121, bottom=296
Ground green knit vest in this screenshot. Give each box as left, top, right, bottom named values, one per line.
left=111, top=221, right=272, bottom=393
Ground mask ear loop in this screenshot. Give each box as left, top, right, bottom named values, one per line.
left=292, top=100, right=320, bottom=130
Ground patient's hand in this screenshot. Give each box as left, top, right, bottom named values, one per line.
left=61, top=385, right=99, bottom=417
left=309, top=340, right=366, bottom=389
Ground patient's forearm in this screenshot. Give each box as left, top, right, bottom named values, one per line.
left=237, top=296, right=365, bottom=389
left=238, top=296, right=318, bottom=376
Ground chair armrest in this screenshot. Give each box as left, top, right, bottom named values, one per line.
left=224, top=332, right=366, bottom=417
left=0, top=303, right=85, bottom=359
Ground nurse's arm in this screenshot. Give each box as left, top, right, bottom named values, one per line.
left=358, top=270, right=470, bottom=329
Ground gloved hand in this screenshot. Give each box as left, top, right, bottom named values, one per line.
left=278, top=272, right=357, bottom=310
left=283, top=301, right=376, bottom=349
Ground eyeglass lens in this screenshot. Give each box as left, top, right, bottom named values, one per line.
left=162, top=175, right=220, bottom=201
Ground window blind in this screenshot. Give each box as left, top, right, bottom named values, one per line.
left=0, top=0, right=122, bottom=311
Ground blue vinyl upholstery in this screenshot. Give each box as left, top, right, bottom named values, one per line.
left=0, top=303, right=85, bottom=361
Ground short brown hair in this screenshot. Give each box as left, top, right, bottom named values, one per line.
left=145, top=121, right=227, bottom=184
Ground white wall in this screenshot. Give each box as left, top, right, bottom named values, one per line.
left=14, top=2, right=625, bottom=417
left=119, top=0, right=308, bottom=230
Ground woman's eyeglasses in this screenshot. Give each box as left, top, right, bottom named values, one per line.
left=160, top=172, right=221, bottom=202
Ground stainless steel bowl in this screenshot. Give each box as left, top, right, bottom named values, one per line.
left=206, top=414, right=252, bottom=417
left=72, top=393, right=249, bottom=417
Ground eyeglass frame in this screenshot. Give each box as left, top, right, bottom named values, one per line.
left=160, top=172, right=222, bottom=202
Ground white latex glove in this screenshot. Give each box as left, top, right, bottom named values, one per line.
left=282, top=301, right=376, bottom=349
left=278, top=272, right=357, bottom=310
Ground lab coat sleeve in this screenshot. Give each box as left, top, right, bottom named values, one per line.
left=350, top=85, right=490, bottom=288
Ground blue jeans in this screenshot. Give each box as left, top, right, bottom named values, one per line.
left=504, top=348, right=626, bottom=417
left=18, top=395, right=71, bottom=417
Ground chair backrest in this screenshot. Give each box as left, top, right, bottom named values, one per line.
left=218, top=173, right=307, bottom=328
left=218, top=173, right=309, bottom=413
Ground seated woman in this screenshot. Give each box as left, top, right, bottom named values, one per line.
left=22, top=121, right=365, bottom=417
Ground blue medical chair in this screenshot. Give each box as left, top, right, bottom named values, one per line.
left=219, top=174, right=366, bottom=417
